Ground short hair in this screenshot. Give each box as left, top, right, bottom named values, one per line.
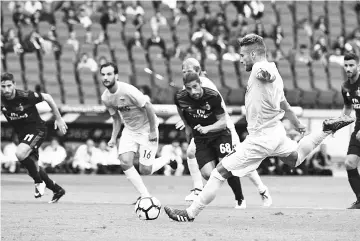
left=1, top=72, right=14, bottom=83
left=183, top=72, right=200, bottom=85
left=239, top=33, right=266, bottom=55
left=344, top=52, right=359, bottom=63
left=182, top=58, right=201, bottom=73
left=99, top=62, right=118, bottom=75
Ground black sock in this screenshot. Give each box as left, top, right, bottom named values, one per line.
left=39, top=167, right=61, bottom=192
left=21, top=157, right=42, bottom=183
left=347, top=169, right=360, bottom=200
left=227, top=176, right=244, bottom=201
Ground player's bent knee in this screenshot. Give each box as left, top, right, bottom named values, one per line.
left=280, top=151, right=298, bottom=168
left=15, top=146, right=31, bottom=162
left=216, top=162, right=231, bottom=179
left=139, top=165, right=152, bottom=175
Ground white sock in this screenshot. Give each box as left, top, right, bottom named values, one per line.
left=186, top=169, right=225, bottom=218
left=123, top=167, right=150, bottom=197
left=151, top=156, right=170, bottom=174
left=296, top=131, right=329, bottom=166
left=187, top=157, right=203, bottom=189
left=247, top=171, right=266, bottom=193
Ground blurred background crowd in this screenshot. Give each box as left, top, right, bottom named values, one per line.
left=1, top=0, right=360, bottom=176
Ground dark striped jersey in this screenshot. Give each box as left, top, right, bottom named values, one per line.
left=174, top=87, right=228, bottom=138
left=1, top=89, right=45, bottom=134
left=342, top=75, right=360, bottom=130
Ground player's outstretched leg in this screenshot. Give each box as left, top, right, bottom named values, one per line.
left=165, top=167, right=228, bottom=222
left=247, top=171, right=272, bottom=207
left=293, top=115, right=355, bottom=168
left=37, top=167, right=66, bottom=203
left=17, top=150, right=45, bottom=198
left=227, top=176, right=246, bottom=209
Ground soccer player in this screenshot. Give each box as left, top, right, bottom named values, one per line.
left=175, top=71, right=247, bottom=208
left=341, top=53, right=360, bottom=209
left=180, top=58, right=271, bottom=208
left=100, top=62, right=170, bottom=199
left=1, top=72, right=67, bottom=203
left=164, top=34, right=354, bottom=221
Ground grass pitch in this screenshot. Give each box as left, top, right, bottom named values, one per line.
left=1, top=174, right=359, bottom=241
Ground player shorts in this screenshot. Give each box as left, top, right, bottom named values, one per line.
left=222, top=124, right=297, bottom=177
left=194, top=130, right=233, bottom=169
left=118, top=127, right=159, bottom=166
left=347, top=130, right=360, bottom=156
left=18, top=126, right=47, bottom=150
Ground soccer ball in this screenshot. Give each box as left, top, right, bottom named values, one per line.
left=134, top=197, right=161, bottom=220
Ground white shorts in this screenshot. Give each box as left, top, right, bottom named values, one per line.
left=222, top=124, right=297, bottom=177
left=118, top=127, right=159, bottom=166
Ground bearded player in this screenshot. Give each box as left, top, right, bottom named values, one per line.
left=100, top=62, right=170, bottom=200
left=164, top=34, right=354, bottom=222
left=341, top=53, right=360, bottom=209
left=1, top=72, right=66, bottom=203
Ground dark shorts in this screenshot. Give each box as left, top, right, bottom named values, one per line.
left=18, top=126, right=47, bottom=151
left=194, top=132, right=233, bottom=169
left=347, top=130, right=360, bottom=156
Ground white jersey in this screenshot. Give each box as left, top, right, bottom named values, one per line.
left=189, top=76, right=235, bottom=130
left=245, top=61, right=285, bottom=135
left=102, top=82, right=157, bottom=132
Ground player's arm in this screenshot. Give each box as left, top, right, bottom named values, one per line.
left=341, top=87, right=353, bottom=116
left=194, top=95, right=227, bottom=134
left=41, top=93, right=68, bottom=135
left=105, top=102, right=121, bottom=147
left=143, top=102, right=158, bottom=141
left=280, top=98, right=306, bottom=134
left=254, top=63, right=276, bottom=83
left=176, top=106, right=192, bottom=142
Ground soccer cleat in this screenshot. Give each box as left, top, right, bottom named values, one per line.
left=164, top=206, right=194, bottom=222
left=34, top=182, right=46, bottom=198
left=348, top=200, right=360, bottom=209
left=185, top=188, right=202, bottom=202
left=235, top=199, right=247, bottom=209
left=323, top=115, right=355, bottom=133
left=48, top=188, right=66, bottom=203
left=260, top=187, right=272, bottom=207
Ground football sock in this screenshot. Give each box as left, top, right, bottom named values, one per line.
left=227, top=176, right=244, bottom=201
left=187, top=169, right=225, bottom=218
left=295, top=131, right=329, bottom=166
left=151, top=156, right=171, bottom=174
left=124, top=167, right=151, bottom=197
left=39, top=167, right=61, bottom=192
left=247, top=171, right=266, bottom=193
left=187, top=157, right=203, bottom=190
left=21, top=157, right=42, bottom=183
left=347, top=168, right=360, bottom=200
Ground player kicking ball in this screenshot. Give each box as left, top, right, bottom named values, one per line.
left=341, top=53, right=360, bottom=209
left=164, top=34, right=354, bottom=221
left=100, top=62, right=171, bottom=201
left=179, top=58, right=272, bottom=208
left=1, top=73, right=66, bottom=203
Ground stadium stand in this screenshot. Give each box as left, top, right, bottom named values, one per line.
left=1, top=1, right=359, bottom=108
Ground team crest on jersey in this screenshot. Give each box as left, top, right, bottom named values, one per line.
left=200, top=102, right=211, bottom=110
left=15, top=103, right=24, bottom=112
left=356, top=88, right=360, bottom=97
